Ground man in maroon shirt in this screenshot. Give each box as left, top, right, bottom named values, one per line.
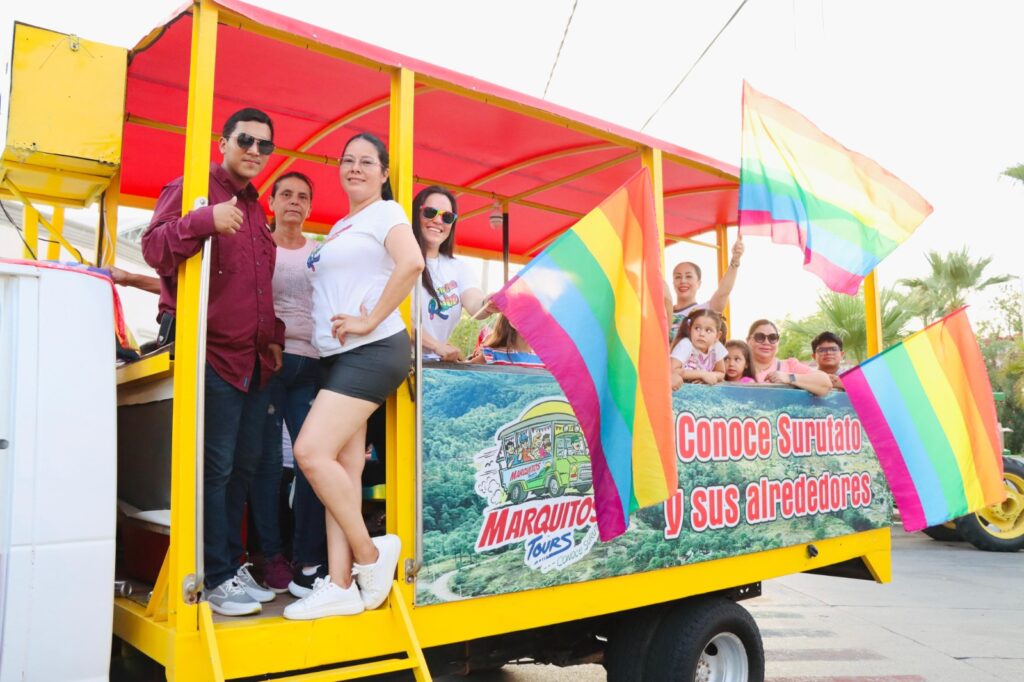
left=142, top=107, right=285, bottom=616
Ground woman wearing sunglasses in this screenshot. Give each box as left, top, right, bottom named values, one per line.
left=285, top=133, right=424, bottom=620
left=746, top=319, right=832, bottom=396
left=411, top=185, right=487, bottom=362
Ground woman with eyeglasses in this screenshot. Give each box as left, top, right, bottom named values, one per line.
left=285, top=133, right=424, bottom=620
left=746, top=319, right=832, bottom=396
left=411, top=185, right=486, bottom=362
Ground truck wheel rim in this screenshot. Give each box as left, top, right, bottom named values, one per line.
left=695, top=632, right=748, bottom=682
left=976, top=470, right=1024, bottom=539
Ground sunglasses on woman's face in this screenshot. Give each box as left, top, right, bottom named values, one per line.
left=752, top=332, right=780, bottom=344
left=421, top=206, right=457, bottom=225
left=232, top=132, right=275, bottom=155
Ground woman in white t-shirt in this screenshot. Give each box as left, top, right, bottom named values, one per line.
left=411, top=185, right=486, bottom=361
left=250, top=171, right=327, bottom=597
left=286, top=133, right=424, bottom=621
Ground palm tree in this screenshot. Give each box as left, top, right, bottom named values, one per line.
left=1004, top=163, right=1024, bottom=184
left=780, top=287, right=912, bottom=363
left=898, top=247, right=1013, bottom=325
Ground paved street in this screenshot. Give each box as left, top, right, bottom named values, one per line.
left=439, top=528, right=1022, bottom=681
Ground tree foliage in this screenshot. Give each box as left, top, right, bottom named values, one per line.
left=982, top=336, right=1024, bottom=453
left=897, top=247, right=1013, bottom=325
left=1003, top=163, right=1024, bottom=184
left=779, top=287, right=912, bottom=363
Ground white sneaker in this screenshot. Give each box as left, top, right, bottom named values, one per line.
left=236, top=563, right=275, bottom=603
left=353, top=534, right=401, bottom=610
left=205, top=577, right=261, bottom=617
left=283, top=576, right=364, bottom=620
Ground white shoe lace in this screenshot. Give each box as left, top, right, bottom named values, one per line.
left=237, top=562, right=257, bottom=583
left=305, top=576, right=334, bottom=601
left=221, top=577, right=246, bottom=597
left=352, top=562, right=374, bottom=584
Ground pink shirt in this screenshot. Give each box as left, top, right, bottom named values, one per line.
left=272, top=240, right=318, bottom=359
left=753, top=357, right=814, bottom=384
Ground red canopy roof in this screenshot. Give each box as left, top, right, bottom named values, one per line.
left=121, top=0, right=739, bottom=258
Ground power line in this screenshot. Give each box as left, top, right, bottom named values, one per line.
left=543, top=0, right=579, bottom=99
left=1, top=201, right=38, bottom=260
left=640, top=0, right=751, bottom=131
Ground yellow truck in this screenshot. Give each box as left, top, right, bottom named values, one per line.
left=0, top=2, right=897, bottom=680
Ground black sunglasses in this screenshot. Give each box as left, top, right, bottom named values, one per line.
left=233, top=132, right=275, bottom=156
left=752, top=332, right=780, bottom=344
left=421, top=206, right=457, bottom=225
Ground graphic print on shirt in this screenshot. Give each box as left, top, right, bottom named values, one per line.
left=427, top=279, right=460, bottom=321
left=306, top=224, right=352, bottom=272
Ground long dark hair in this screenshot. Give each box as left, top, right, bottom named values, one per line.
left=342, top=132, right=393, bottom=201
left=412, top=185, right=458, bottom=303
left=483, top=314, right=523, bottom=351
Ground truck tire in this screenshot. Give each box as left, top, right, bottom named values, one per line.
left=644, top=596, right=764, bottom=682
left=955, top=457, right=1024, bottom=552
left=922, top=522, right=962, bottom=542
left=604, top=606, right=670, bottom=682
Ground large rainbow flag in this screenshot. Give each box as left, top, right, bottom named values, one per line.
left=738, top=81, right=933, bottom=295
left=491, top=168, right=676, bottom=541
left=841, top=308, right=1005, bottom=532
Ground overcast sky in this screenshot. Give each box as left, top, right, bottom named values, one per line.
left=2, top=0, right=1021, bottom=338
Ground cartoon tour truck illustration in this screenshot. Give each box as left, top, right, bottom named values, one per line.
left=497, top=399, right=593, bottom=504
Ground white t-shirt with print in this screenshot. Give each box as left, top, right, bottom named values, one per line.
left=420, top=255, right=478, bottom=360
left=307, top=200, right=410, bottom=356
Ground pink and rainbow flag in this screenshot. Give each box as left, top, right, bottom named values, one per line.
left=738, top=82, right=933, bottom=295
left=491, top=168, right=676, bottom=541
left=841, top=308, right=1006, bottom=532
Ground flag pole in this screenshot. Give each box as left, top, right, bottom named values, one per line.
left=864, top=270, right=882, bottom=356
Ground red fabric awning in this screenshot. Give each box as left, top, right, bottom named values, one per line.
left=121, top=0, right=739, bottom=257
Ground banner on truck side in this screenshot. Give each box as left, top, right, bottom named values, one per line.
left=416, top=367, right=892, bottom=605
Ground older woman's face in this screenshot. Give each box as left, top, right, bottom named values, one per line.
left=748, top=323, right=780, bottom=362
left=269, top=176, right=312, bottom=230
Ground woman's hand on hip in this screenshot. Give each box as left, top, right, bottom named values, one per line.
left=331, top=304, right=375, bottom=344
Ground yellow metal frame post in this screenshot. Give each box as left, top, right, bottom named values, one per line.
left=715, top=225, right=730, bottom=336
left=864, top=270, right=882, bottom=356
left=96, top=171, right=121, bottom=268
left=641, top=148, right=664, bottom=242
left=167, top=0, right=218, bottom=651
left=386, top=67, right=416, bottom=601
left=45, top=206, right=65, bottom=260
left=21, top=203, right=39, bottom=259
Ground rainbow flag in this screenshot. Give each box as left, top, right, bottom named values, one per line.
left=841, top=308, right=1005, bottom=532
left=738, top=82, right=933, bottom=295
left=491, top=169, right=675, bottom=541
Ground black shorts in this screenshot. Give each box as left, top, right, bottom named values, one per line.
left=319, top=330, right=411, bottom=404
